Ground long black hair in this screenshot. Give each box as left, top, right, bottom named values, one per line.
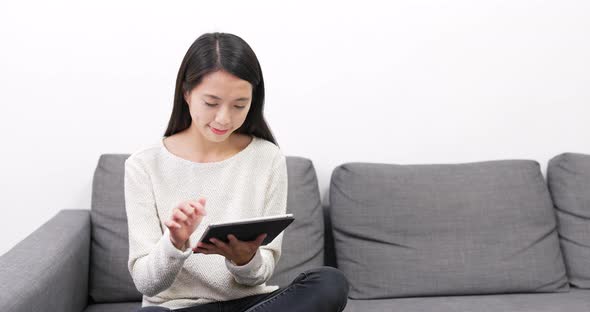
left=164, top=32, right=277, bottom=145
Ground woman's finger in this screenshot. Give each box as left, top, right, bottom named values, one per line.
left=166, top=220, right=182, bottom=229
left=173, top=209, right=188, bottom=222
left=194, top=247, right=211, bottom=254
left=173, top=215, right=189, bottom=227
left=174, top=213, right=191, bottom=227
left=187, top=204, right=203, bottom=221
left=210, top=238, right=226, bottom=248
left=189, top=201, right=207, bottom=216
left=202, top=244, right=223, bottom=256
left=210, top=238, right=232, bottom=254
left=198, top=242, right=215, bottom=250
left=180, top=204, right=195, bottom=217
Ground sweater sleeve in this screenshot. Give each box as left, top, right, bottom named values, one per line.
left=124, top=156, right=192, bottom=297
left=225, top=151, right=288, bottom=286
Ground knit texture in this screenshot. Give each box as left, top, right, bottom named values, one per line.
left=124, top=135, right=288, bottom=309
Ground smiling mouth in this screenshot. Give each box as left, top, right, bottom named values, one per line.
left=210, top=126, right=229, bottom=134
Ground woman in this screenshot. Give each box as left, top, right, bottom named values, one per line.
left=125, top=32, right=349, bottom=312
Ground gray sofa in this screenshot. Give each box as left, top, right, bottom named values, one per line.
left=1, top=152, right=589, bottom=312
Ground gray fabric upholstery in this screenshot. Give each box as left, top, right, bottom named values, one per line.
left=90, top=154, right=324, bottom=303
left=268, top=156, right=325, bottom=287
left=0, top=210, right=90, bottom=312
left=6, top=153, right=590, bottom=312
left=330, top=160, right=569, bottom=299
left=547, top=152, right=590, bottom=288
left=83, top=302, right=140, bottom=312
left=91, top=154, right=142, bottom=302
left=343, top=288, right=590, bottom=312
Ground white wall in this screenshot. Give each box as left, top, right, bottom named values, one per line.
left=1, top=0, right=589, bottom=256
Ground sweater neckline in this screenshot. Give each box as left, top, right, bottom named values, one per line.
left=160, top=135, right=257, bottom=167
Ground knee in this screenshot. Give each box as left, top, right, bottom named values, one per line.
left=306, top=267, right=350, bottom=306
left=135, top=306, right=172, bottom=312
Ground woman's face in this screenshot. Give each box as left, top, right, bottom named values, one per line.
left=184, top=70, right=252, bottom=143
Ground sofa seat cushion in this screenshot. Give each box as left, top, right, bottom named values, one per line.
left=343, top=288, right=590, bottom=312
left=330, top=160, right=569, bottom=299
left=547, top=153, right=590, bottom=288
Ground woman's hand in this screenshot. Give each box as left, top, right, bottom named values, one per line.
left=193, top=233, right=267, bottom=266
left=165, top=198, right=207, bottom=251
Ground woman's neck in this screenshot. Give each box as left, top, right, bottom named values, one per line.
left=173, top=126, right=246, bottom=163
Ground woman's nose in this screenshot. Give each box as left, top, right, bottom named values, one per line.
left=215, top=107, right=231, bottom=126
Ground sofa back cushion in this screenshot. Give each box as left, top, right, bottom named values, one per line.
left=329, top=160, right=569, bottom=299
left=91, top=154, right=141, bottom=302
left=90, top=154, right=324, bottom=302
left=268, top=156, right=325, bottom=286
left=547, top=153, right=590, bottom=288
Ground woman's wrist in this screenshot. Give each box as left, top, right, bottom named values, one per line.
left=171, top=238, right=187, bottom=251
left=231, top=251, right=256, bottom=266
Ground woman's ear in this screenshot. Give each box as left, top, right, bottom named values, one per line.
left=183, top=91, right=190, bottom=106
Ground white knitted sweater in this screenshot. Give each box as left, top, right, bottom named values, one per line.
left=124, top=135, right=288, bottom=309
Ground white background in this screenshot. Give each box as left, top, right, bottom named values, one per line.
left=1, top=0, right=589, bottom=256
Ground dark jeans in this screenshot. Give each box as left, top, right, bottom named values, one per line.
left=135, top=266, right=349, bottom=312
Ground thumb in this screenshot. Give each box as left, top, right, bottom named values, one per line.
left=255, top=233, right=268, bottom=245
left=227, top=234, right=238, bottom=244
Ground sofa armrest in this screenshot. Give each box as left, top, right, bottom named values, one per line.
left=0, top=209, right=90, bottom=312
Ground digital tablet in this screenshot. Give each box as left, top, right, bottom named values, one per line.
left=194, top=214, right=294, bottom=252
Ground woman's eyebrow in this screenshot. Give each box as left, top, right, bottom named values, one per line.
left=204, top=94, right=222, bottom=100
left=204, top=94, right=250, bottom=102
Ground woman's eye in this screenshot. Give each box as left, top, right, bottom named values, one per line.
left=235, top=106, right=246, bottom=109
left=205, top=102, right=218, bottom=107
